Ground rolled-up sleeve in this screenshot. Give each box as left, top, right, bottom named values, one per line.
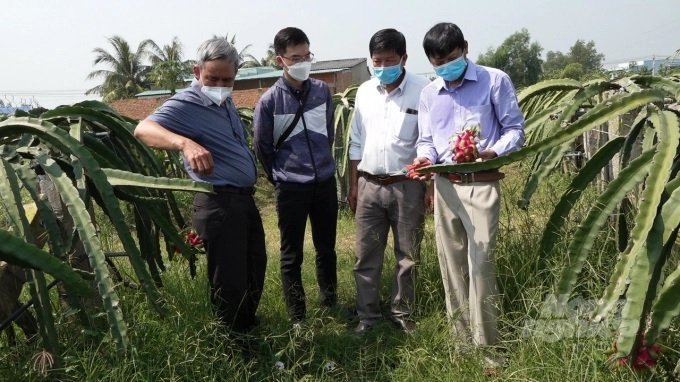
left=489, top=74, right=525, bottom=156
left=416, top=89, right=438, bottom=163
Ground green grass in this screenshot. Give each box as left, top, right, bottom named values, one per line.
left=1, top=165, right=677, bottom=381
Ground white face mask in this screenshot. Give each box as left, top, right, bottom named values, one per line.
left=285, top=61, right=312, bottom=81
left=201, top=85, right=233, bottom=106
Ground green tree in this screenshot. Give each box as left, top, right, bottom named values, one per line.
left=148, top=37, right=194, bottom=94
left=568, top=40, right=604, bottom=72
left=559, top=62, right=585, bottom=80
left=259, top=43, right=279, bottom=68
left=86, top=36, right=154, bottom=102
left=543, top=51, right=569, bottom=75
left=543, top=39, right=605, bottom=80
left=216, top=34, right=260, bottom=68
left=477, top=28, right=543, bottom=88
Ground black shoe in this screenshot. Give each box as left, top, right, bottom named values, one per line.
left=390, top=317, right=416, bottom=334
left=354, top=321, right=374, bottom=335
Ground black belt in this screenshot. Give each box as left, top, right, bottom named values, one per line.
left=212, top=185, right=255, bottom=195
left=440, top=170, right=505, bottom=184
left=359, top=171, right=408, bottom=186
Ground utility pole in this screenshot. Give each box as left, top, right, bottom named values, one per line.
left=652, top=54, right=656, bottom=76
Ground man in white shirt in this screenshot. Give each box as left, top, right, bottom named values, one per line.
left=348, top=28, right=432, bottom=335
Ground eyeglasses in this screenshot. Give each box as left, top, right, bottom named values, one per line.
left=281, top=52, right=315, bottom=64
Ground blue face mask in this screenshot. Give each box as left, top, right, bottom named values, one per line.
left=373, top=62, right=403, bottom=85
left=433, top=56, right=467, bottom=82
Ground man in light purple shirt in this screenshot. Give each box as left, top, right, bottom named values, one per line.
left=413, top=22, right=524, bottom=366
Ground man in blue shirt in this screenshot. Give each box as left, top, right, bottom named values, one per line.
left=134, top=37, right=266, bottom=334
left=254, top=27, right=337, bottom=323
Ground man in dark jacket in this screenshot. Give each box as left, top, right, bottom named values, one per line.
left=254, top=27, right=337, bottom=323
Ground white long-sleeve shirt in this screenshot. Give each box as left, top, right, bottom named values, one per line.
left=349, top=71, right=431, bottom=175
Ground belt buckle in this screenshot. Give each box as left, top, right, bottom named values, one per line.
left=460, top=173, right=474, bottom=183
left=376, top=175, right=391, bottom=181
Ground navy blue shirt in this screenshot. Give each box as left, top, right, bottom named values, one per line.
left=149, top=84, right=258, bottom=187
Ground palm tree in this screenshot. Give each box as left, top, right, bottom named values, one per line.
left=215, top=34, right=260, bottom=68
left=147, top=37, right=194, bottom=94
left=259, top=43, right=279, bottom=68
left=86, top=36, right=154, bottom=102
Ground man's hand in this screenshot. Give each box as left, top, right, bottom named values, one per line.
left=407, top=157, right=433, bottom=181
left=348, top=186, right=358, bottom=213
left=134, top=119, right=214, bottom=176
left=478, top=149, right=498, bottom=161
left=181, top=139, right=214, bottom=176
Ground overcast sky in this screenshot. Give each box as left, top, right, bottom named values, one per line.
left=2, top=0, right=678, bottom=108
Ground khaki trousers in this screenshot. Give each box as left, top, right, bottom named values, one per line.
left=434, top=175, right=500, bottom=346
left=354, top=177, right=425, bottom=323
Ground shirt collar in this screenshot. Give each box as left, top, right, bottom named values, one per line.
left=435, top=59, right=478, bottom=92
left=375, top=70, right=409, bottom=95
left=280, top=76, right=309, bottom=98
left=191, top=79, right=215, bottom=107
left=191, top=79, right=233, bottom=108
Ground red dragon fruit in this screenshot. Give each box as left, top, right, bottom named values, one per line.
left=611, top=341, right=662, bottom=371
left=186, top=231, right=203, bottom=246
left=172, top=230, right=204, bottom=258
left=450, top=125, right=480, bottom=163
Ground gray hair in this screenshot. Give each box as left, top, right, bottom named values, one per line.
left=196, top=38, right=240, bottom=69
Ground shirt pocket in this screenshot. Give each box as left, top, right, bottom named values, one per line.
left=393, top=112, right=419, bottom=141
left=463, top=104, right=493, bottom=140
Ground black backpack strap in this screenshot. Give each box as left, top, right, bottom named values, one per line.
left=275, top=87, right=310, bottom=150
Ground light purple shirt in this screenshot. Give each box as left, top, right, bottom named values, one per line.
left=416, top=60, right=525, bottom=164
